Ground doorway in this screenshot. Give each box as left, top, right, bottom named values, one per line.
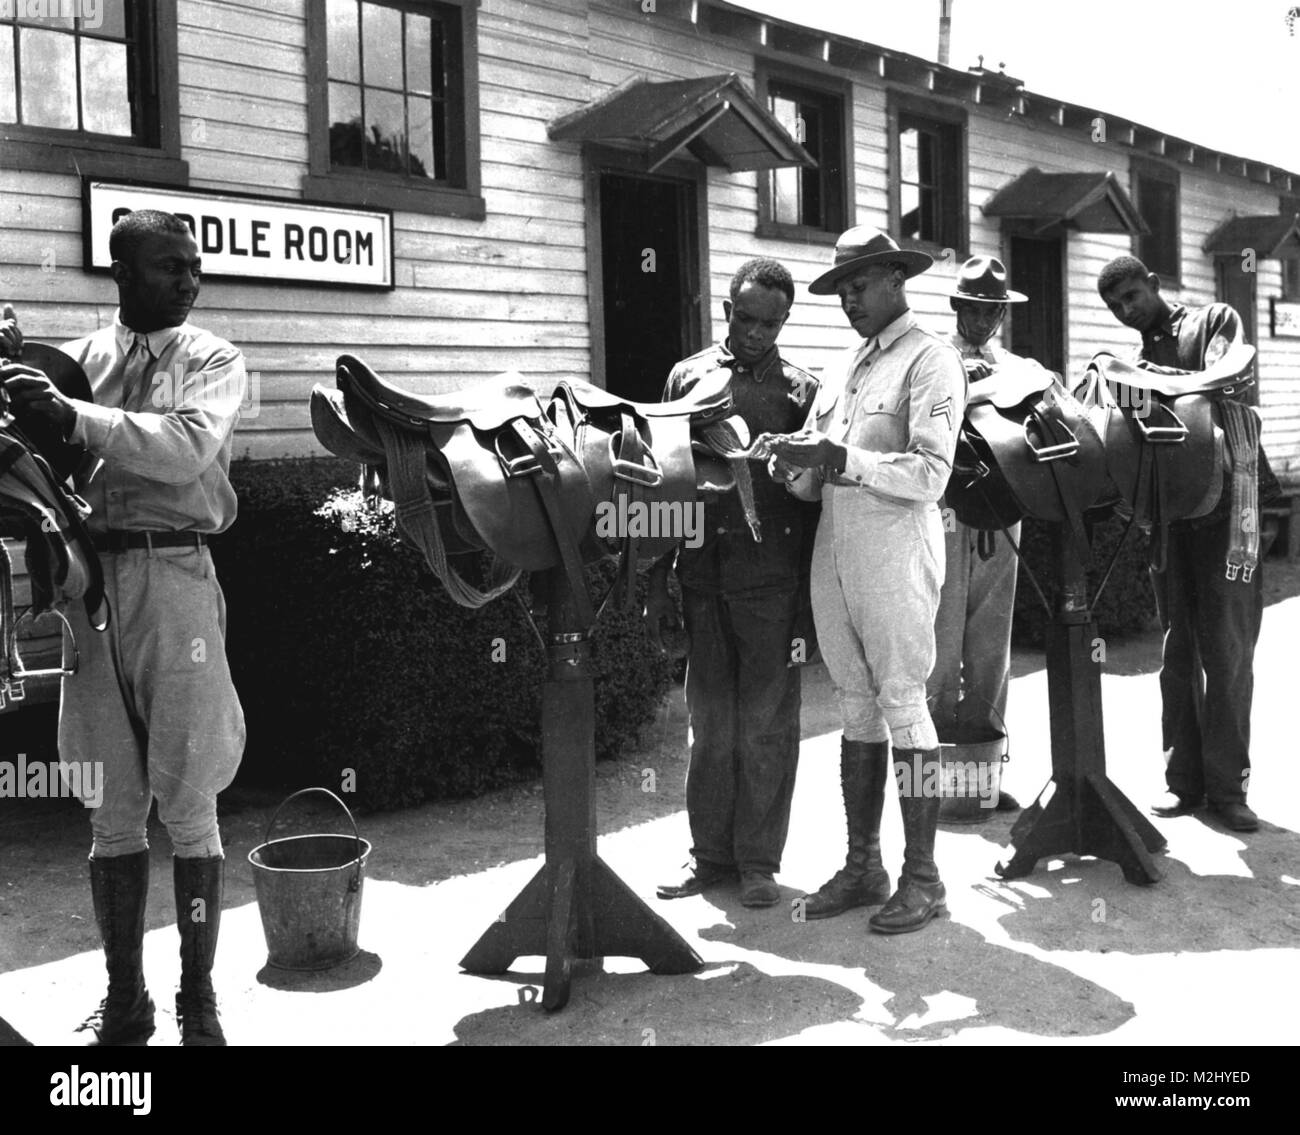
left=1008, top=234, right=1066, bottom=377
left=1215, top=255, right=1259, bottom=405
left=593, top=168, right=703, bottom=403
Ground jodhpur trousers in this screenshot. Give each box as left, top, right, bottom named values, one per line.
left=928, top=518, right=1019, bottom=739
left=59, top=546, right=246, bottom=859
left=812, top=489, right=945, bottom=751
left=681, top=583, right=802, bottom=875
left=1151, top=516, right=1262, bottom=805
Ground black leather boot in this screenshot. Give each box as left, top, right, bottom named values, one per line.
left=870, top=748, right=947, bottom=934
left=174, top=855, right=226, bottom=1046
left=802, top=739, right=891, bottom=919
left=75, top=851, right=156, bottom=1045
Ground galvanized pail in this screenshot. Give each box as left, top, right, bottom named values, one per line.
left=936, top=700, right=1010, bottom=824
left=248, top=788, right=371, bottom=970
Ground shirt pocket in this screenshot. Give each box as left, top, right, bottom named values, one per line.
left=849, top=390, right=908, bottom=452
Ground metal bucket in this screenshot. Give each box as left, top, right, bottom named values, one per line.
left=936, top=700, right=1010, bottom=824
left=248, top=788, right=371, bottom=971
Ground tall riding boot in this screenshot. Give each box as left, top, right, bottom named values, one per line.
left=174, top=855, right=227, bottom=1046
left=801, top=739, right=891, bottom=919
left=76, top=851, right=156, bottom=1045
left=870, top=748, right=947, bottom=934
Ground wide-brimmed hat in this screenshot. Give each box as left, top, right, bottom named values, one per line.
left=950, top=256, right=1027, bottom=304
left=808, top=226, right=934, bottom=295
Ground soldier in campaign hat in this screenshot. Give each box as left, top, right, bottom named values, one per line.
left=926, top=257, right=1045, bottom=806
left=772, top=226, right=964, bottom=932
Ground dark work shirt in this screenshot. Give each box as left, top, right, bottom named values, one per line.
left=664, top=341, right=819, bottom=595
left=1139, top=301, right=1280, bottom=513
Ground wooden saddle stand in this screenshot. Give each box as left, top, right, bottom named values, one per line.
left=312, top=357, right=757, bottom=1010
left=947, top=345, right=1254, bottom=884
left=0, top=343, right=107, bottom=712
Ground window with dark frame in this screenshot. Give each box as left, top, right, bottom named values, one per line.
left=762, top=77, right=845, bottom=234
left=887, top=93, right=966, bottom=256
left=0, top=0, right=185, bottom=183
left=306, top=0, right=483, bottom=219
left=0, top=4, right=137, bottom=135
left=1132, top=159, right=1180, bottom=284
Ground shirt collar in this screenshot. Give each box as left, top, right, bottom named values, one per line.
left=113, top=310, right=186, bottom=357
left=864, top=309, right=916, bottom=356
left=720, top=339, right=781, bottom=381
left=1144, top=302, right=1185, bottom=343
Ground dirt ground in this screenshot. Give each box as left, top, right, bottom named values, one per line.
left=2, top=560, right=1299, bottom=1050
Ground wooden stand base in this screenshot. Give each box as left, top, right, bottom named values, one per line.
left=459, top=569, right=702, bottom=1010
left=995, top=534, right=1166, bottom=885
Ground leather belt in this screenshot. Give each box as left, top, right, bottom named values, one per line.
left=92, top=530, right=208, bottom=554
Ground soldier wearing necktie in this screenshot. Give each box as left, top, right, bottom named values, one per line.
left=1, top=210, right=246, bottom=1045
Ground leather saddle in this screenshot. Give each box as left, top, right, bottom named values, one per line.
left=1073, top=345, right=1253, bottom=541
left=945, top=359, right=1108, bottom=551
left=310, top=357, right=744, bottom=625
left=1, top=361, right=107, bottom=698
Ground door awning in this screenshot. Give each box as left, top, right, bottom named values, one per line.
left=547, top=73, right=816, bottom=173
left=1204, top=214, right=1300, bottom=258
left=982, top=169, right=1148, bottom=235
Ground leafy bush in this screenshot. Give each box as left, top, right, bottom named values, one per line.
left=1012, top=512, right=1159, bottom=647
left=214, top=458, right=673, bottom=809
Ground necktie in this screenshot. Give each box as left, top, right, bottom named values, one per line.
left=121, top=334, right=154, bottom=407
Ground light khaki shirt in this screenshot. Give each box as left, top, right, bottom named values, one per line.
left=809, top=311, right=964, bottom=504
left=60, top=313, right=246, bottom=533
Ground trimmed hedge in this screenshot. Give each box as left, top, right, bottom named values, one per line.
left=213, top=458, right=673, bottom=810
left=1012, top=512, right=1159, bottom=647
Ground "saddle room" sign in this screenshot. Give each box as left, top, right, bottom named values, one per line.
left=82, top=181, right=394, bottom=289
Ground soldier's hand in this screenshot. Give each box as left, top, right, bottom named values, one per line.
left=770, top=429, right=846, bottom=473
left=0, top=303, right=21, bottom=359
left=964, top=358, right=993, bottom=381
left=1, top=363, right=77, bottom=434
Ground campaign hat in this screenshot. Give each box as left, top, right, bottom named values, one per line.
left=808, top=226, right=933, bottom=295
left=950, top=256, right=1027, bottom=303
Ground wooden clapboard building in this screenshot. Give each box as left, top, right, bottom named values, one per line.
left=2, top=0, right=1299, bottom=502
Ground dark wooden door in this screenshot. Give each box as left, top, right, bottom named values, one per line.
left=599, top=172, right=699, bottom=403
left=1008, top=235, right=1065, bottom=377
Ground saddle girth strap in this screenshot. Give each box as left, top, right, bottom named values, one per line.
left=1219, top=400, right=1261, bottom=582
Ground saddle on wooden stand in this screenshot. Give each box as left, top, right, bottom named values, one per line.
left=987, top=347, right=1253, bottom=886
left=311, top=356, right=756, bottom=1010
left=0, top=343, right=107, bottom=709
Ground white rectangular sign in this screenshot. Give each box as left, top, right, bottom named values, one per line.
left=1272, top=298, right=1300, bottom=339
left=84, top=181, right=394, bottom=289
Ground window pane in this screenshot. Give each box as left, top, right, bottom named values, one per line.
left=364, top=85, right=406, bottom=173
left=772, top=166, right=799, bottom=225
left=407, top=94, right=433, bottom=177
left=900, top=127, right=919, bottom=185
left=361, top=2, right=401, bottom=90
left=0, top=30, right=15, bottom=124
left=900, top=182, right=921, bottom=241
left=1139, top=176, right=1177, bottom=275
left=430, top=97, right=446, bottom=179
left=1283, top=258, right=1300, bottom=299
left=429, top=17, right=444, bottom=97
left=771, top=93, right=800, bottom=144
left=85, top=2, right=127, bottom=39
left=19, top=28, right=77, bottom=129
left=406, top=13, right=431, bottom=97
left=326, top=0, right=360, bottom=83
left=328, top=80, right=362, bottom=168
left=81, top=38, right=131, bottom=135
